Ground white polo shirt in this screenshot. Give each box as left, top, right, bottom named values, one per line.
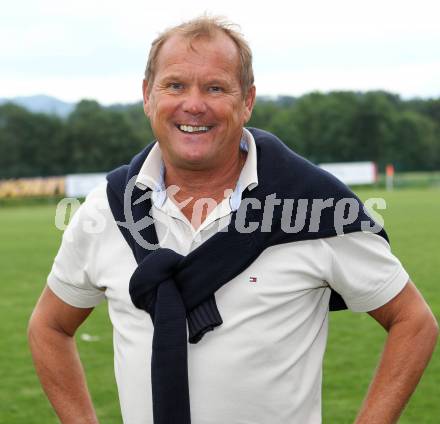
left=48, top=129, right=409, bottom=424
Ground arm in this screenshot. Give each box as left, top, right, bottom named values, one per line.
left=354, top=281, right=438, bottom=424
left=28, top=286, right=99, bottom=424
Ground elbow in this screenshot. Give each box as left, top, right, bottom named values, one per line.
left=426, top=316, right=439, bottom=360
left=416, top=309, right=439, bottom=353
left=396, top=305, right=439, bottom=355
left=428, top=312, right=439, bottom=344
left=27, top=309, right=52, bottom=350
left=27, top=311, right=41, bottom=350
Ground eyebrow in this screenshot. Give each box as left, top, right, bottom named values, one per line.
left=157, top=74, right=230, bottom=85
left=204, top=78, right=229, bottom=86
left=157, top=74, right=184, bottom=83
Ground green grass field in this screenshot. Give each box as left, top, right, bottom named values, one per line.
left=0, top=188, right=438, bottom=423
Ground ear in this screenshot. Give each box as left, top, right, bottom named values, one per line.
left=243, top=85, right=256, bottom=124
left=142, top=79, right=151, bottom=118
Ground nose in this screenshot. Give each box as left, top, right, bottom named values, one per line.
left=182, top=87, right=207, bottom=115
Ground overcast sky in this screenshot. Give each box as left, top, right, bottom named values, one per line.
left=2, top=0, right=439, bottom=104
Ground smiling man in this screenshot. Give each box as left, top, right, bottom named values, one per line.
left=141, top=28, right=255, bottom=224
left=29, top=16, right=438, bottom=424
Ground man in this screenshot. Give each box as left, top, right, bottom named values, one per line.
left=28, top=16, right=438, bottom=424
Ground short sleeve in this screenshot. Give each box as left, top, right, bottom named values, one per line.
left=322, top=232, right=409, bottom=312
left=47, top=186, right=107, bottom=308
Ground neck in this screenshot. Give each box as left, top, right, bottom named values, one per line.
left=164, top=150, right=246, bottom=227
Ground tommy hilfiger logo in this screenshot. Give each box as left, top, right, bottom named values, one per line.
left=249, top=276, right=257, bottom=283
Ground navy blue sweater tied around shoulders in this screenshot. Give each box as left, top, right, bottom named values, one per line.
left=106, top=127, right=387, bottom=424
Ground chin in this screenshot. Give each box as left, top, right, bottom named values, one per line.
left=175, top=151, right=215, bottom=170
left=177, top=146, right=212, bottom=163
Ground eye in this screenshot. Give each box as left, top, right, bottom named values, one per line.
left=208, top=86, right=223, bottom=93
left=169, top=82, right=184, bottom=90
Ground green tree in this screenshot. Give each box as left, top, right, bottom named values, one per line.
left=0, top=104, right=65, bottom=178
left=350, top=91, right=399, bottom=167
left=393, top=111, right=438, bottom=171
left=64, top=100, right=145, bottom=173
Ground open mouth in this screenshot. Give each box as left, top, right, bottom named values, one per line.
left=176, top=124, right=213, bottom=134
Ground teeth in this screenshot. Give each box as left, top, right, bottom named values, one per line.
left=179, top=125, right=210, bottom=133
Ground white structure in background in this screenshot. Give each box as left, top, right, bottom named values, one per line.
left=319, top=162, right=377, bottom=185
left=65, top=173, right=107, bottom=197
left=64, top=162, right=378, bottom=198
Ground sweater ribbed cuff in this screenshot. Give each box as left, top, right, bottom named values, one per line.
left=187, top=295, right=223, bottom=344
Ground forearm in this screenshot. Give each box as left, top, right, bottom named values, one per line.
left=28, top=323, right=99, bottom=424
left=354, top=315, right=438, bottom=424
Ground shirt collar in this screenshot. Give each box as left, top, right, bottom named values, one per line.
left=229, top=128, right=258, bottom=210
left=135, top=128, right=258, bottom=211
left=135, top=142, right=167, bottom=207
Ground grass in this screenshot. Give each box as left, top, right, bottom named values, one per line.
left=0, top=205, right=121, bottom=423
left=0, top=188, right=438, bottom=423
left=323, top=188, right=440, bottom=423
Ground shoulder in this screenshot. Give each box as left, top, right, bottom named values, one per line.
left=322, top=232, right=409, bottom=312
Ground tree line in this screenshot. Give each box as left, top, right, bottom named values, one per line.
left=0, top=91, right=439, bottom=179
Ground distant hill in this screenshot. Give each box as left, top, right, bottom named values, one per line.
left=0, top=94, right=297, bottom=118
left=0, top=95, right=75, bottom=118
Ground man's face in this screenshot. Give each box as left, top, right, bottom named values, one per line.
left=142, top=33, right=256, bottom=171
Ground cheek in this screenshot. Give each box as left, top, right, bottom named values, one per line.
left=156, top=99, right=180, bottom=121
left=217, top=103, right=244, bottom=125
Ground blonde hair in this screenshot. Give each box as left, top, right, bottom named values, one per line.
left=144, top=15, right=254, bottom=97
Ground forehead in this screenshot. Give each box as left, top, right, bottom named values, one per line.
left=155, top=32, right=240, bottom=77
